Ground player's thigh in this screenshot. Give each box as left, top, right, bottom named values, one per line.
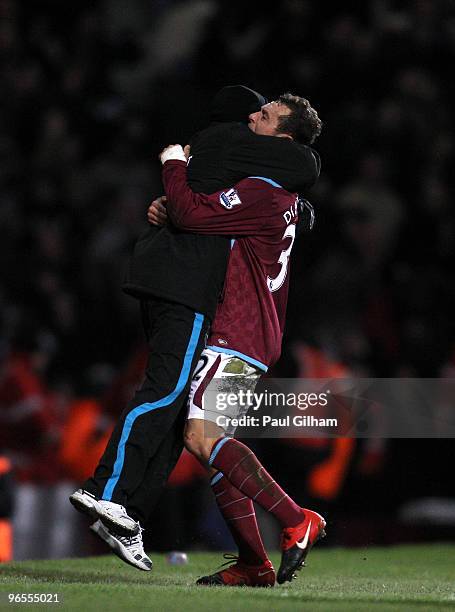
left=187, top=348, right=262, bottom=439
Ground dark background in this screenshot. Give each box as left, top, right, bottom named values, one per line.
left=1, top=0, right=455, bottom=558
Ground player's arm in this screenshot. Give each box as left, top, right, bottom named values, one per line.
left=161, top=151, right=269, bottom=236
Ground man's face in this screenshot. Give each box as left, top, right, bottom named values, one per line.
left=248, top=101, right=292, bottom=137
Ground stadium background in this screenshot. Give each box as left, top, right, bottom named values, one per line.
left=1, top=0, right=454, bottom=562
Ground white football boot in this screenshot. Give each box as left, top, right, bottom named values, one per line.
left=90, top=520, right=152, bottom=571
left=69, top=489, right=139, bottom=536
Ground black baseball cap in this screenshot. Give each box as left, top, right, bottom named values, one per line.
left=210, top=85, right=267, bottom=124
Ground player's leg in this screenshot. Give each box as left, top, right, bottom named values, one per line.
left=184, top=351, right=274, bottom=587
left=70, top=298, right=209, bottom=537
left=126, top=402, right=186, bottom=526
left=185, top=420, right=274, bottom=587
left=207, top=435, right=326, bottom=583
left=87, top=420, right=187, bottom=572
left=210, top=470, right=268, bottom=566
left=184, top=349, right=326, bottom=584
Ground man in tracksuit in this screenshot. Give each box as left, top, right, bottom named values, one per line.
left=69, top=86, right=321, bottom=571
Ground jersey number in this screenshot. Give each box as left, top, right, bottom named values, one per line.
left=267, top=224, right=296, bottom=292
left=193, top=354, right=209, bottom=381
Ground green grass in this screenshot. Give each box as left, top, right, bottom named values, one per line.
left=1, top=546, right=455, bottom=611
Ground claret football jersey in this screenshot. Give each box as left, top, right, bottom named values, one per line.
left=162, top=160, right=299, bottom=370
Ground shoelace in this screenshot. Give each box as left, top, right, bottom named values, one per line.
left=118, top=526, right=144, bottom=551
left=218, top=553, right=240, bottom=569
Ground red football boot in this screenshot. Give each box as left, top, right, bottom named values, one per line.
left=277, top=508, right=326, bottom=584
left=196, top=555, right=275, bottom=587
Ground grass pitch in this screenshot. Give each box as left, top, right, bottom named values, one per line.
left=1, top=545, right=455, bottom=611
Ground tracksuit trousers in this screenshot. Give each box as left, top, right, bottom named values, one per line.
left=83, top=297, right=209, bottom=525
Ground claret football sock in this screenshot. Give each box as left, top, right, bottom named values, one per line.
left=210, top=438, right=304, bottom=528
left=211, top=472, right=267, bottom=566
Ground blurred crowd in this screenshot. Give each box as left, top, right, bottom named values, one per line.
left=1, top=0, right=455, bottom=558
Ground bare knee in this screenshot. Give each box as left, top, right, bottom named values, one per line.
left=184, top=429, right=212, bottom=463
left=184, top=420, right=219, bottom=464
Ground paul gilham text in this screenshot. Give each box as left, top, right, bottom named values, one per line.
left=215, top=415, right=338, bottom=428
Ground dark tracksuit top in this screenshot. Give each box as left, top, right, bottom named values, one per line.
left=85, top=111, right=321, bottom=520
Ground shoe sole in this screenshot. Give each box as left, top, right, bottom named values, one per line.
left=196, top=565, right=276, bottom=588
left=196, top=577, right=275, bottom=587
left=90, top=523, right=152, bottom=572
left=69, top=493, right=139, bottom=537
left=195, top=582, right=275, bottom=589
left=277, top=521, right=327, bottom=585
left=69, top=493, right=100, bottom=521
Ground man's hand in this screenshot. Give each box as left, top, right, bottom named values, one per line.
left=147, top=196, right=168, bottom=226
left=159, top=144, right=187, bottom=164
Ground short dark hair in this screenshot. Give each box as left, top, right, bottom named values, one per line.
left=277, top=93, right=322, bottom=145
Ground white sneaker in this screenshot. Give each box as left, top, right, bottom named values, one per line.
left=90, top=520, right=152, bottom=571
left=69, top=489, right=102, bottom=520
left=69, top=489, right=139, bottom=536
left=97, top=500, right=140, bottom=536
